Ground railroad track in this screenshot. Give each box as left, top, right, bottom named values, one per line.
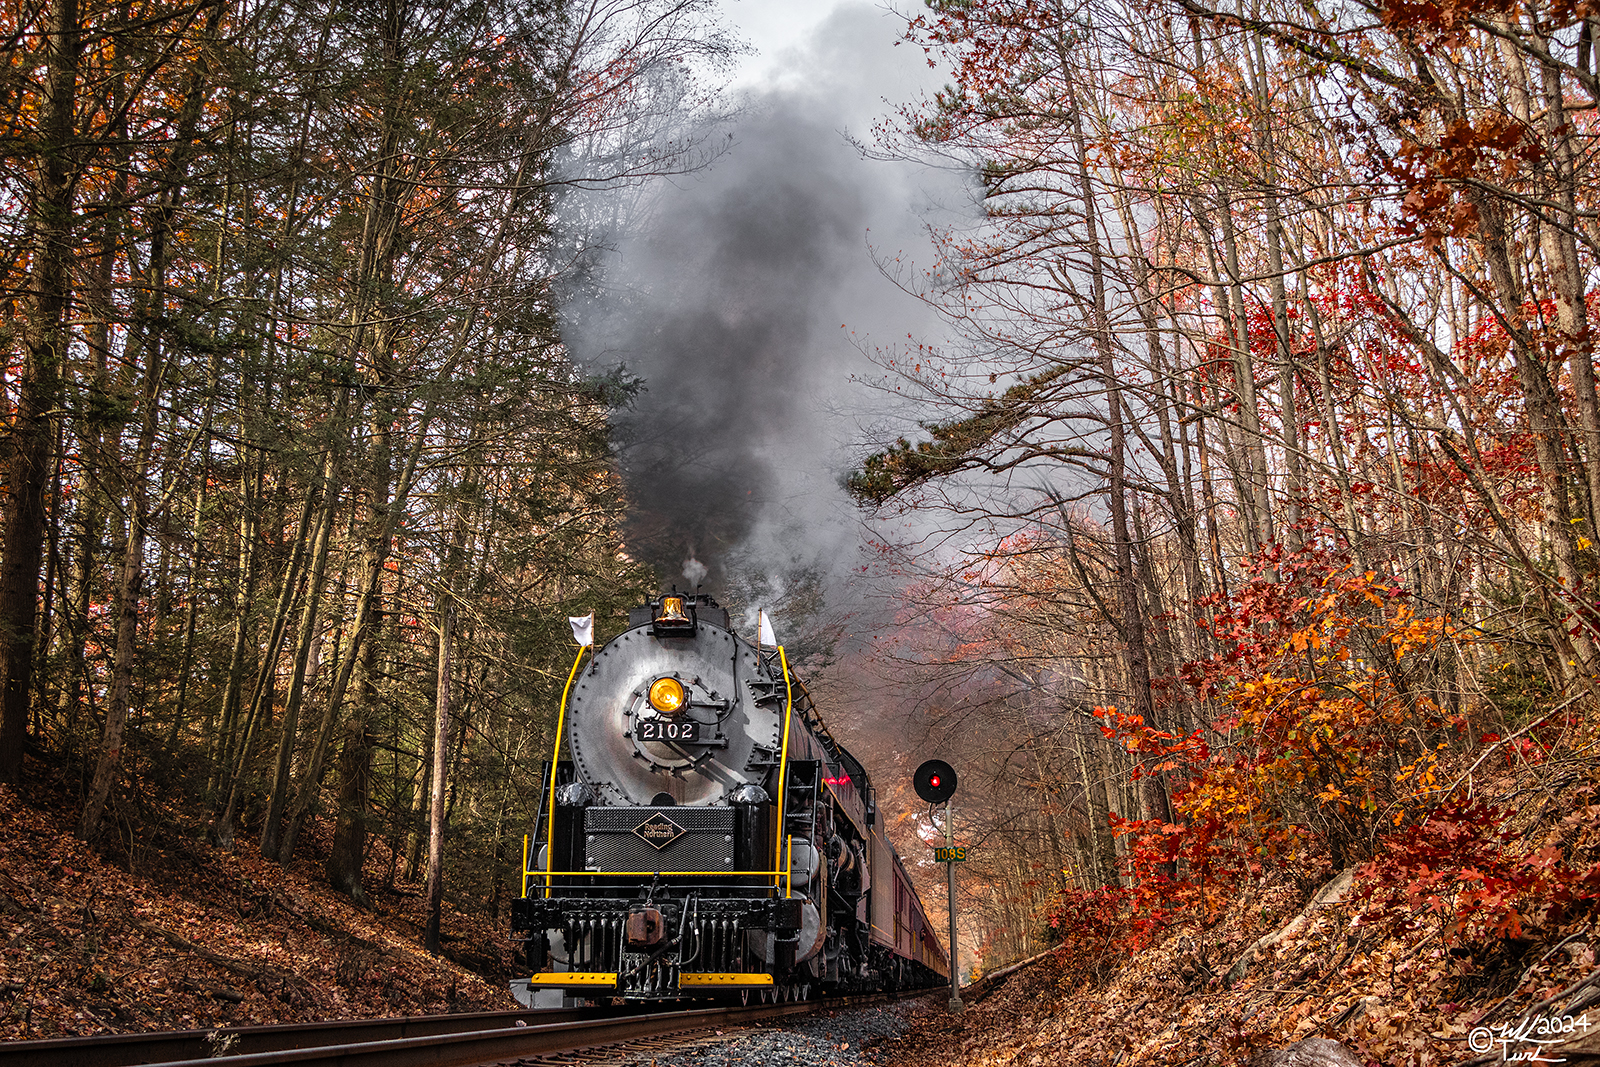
left=3, top=991, right=925, bottom=1067
left=2, top=1007, right=576, bottom=1067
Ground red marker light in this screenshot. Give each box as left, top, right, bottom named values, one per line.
left=930, top=775, right=941, bottom=788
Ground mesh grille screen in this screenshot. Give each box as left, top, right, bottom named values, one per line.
left=584, top=807, right=736, bottom=873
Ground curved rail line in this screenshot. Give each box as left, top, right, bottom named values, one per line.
left=3, top=992, right=922, bottom=1067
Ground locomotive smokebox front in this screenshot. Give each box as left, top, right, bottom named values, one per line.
left=514, top=590, right=944, bottom=1004
left=565, top=594, right=784, bottom=808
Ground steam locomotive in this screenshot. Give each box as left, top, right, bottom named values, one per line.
left=510, top=592, right=949, bottom=1003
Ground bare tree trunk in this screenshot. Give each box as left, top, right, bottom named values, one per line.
left=168, top=345, right=224, bottom=751
left=213, top=486, right=316, bottom=847
left=262, top=454, right=340, bottom=857
left=327, top=602, right=379, bottom=903
left=326, top=723, right=372, bottom=905
left=0, top=0, right=79, bottom=787
left=1530, top=33, right=1600, bottom=528
left=1247, top=31, right=1302, bottom=545
left=1472, top=188, right=1596, bottom=673
left=1063, top=69, right=1174, bottom=834
left=80, top=0, right=222, bottom=839
left=79, top=392, right=159, bottom=839
left=1114, top=192, right=1208, bottom=631
left=424, top=605, right=452, bottom=953
left=404, top=738, right=431, bottom=881
left=209, top=455, right=263, bottom=800
left=167, top=476, right=210, bottom=751
left=61, top=167, right=121, bottom=757
left=1070, top=722, right=1116, bottom=886
left=1218, top=200, right=1277, bottom=550
left=34, top=423, right=63, bottom=740
left=1192, top=198, right=1264, bottom=556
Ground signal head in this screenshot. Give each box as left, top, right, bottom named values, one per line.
left=914, top=759, right=957, bottom=803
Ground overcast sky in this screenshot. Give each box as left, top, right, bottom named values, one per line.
left=714, top=0, right=886, bottom=91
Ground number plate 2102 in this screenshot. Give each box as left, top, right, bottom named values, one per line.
left=637, top=719, right=701, bottom=742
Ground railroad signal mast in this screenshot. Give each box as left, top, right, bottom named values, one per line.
left=914, top=759, right=963, bottom=1013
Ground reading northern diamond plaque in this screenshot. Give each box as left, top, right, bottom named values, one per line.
left=632, top=811, right=686, bottom=850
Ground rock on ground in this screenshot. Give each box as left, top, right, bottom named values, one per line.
left=616, top=1000, right=919, bottom=1067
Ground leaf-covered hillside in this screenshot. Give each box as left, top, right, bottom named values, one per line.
left=0, top=781, right=515, bottom=1038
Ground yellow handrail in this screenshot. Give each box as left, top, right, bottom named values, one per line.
left=543, top=644, right=590, bottom=898
left=536, top=640, right=798, bottom=893
left=771, top=645, right=794, bottom=888
left=520, top=834, right=530, bottom=899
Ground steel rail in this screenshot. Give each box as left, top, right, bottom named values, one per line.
left=3, top=992, right=923, bottom=1067
left=0, top=1007, right=580, bottom=1067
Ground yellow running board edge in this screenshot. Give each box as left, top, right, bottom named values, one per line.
left=527, top=972, right=618, bottom=988
left=677, top=973, right=775, bottom=987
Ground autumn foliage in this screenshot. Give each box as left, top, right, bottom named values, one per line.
left=850, top=0, right=1600, bottom=1056
left=1072, top=541, right=1599, bottom=946
left=914, top=535, right=1600, bottom=1063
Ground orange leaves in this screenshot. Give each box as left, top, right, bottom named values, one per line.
left=1123, top=544, right=1483, bottom=935
left=1093, top=704, right=1209, bottom=766
left=1283, top=626, right=1322, bottom=655
left=1388, top=610, right=1448, bottom=660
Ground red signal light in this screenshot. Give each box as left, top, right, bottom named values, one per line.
left=913, top=759, right=957, bottom=803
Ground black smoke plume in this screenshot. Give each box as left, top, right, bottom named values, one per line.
left=585, top=106, right=866, bottom=589
left=561, top=4, right=960, bottom=596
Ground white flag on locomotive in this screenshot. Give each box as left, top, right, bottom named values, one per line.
left=569, top=613, right=594, bottom=647
left=757, top=610, right=776, bottom=648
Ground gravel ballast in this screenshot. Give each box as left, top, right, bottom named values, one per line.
left=618, top=1000, right=922, bottom=1067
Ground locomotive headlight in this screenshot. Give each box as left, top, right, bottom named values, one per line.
left=648, top=677, right=686, bottom=715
